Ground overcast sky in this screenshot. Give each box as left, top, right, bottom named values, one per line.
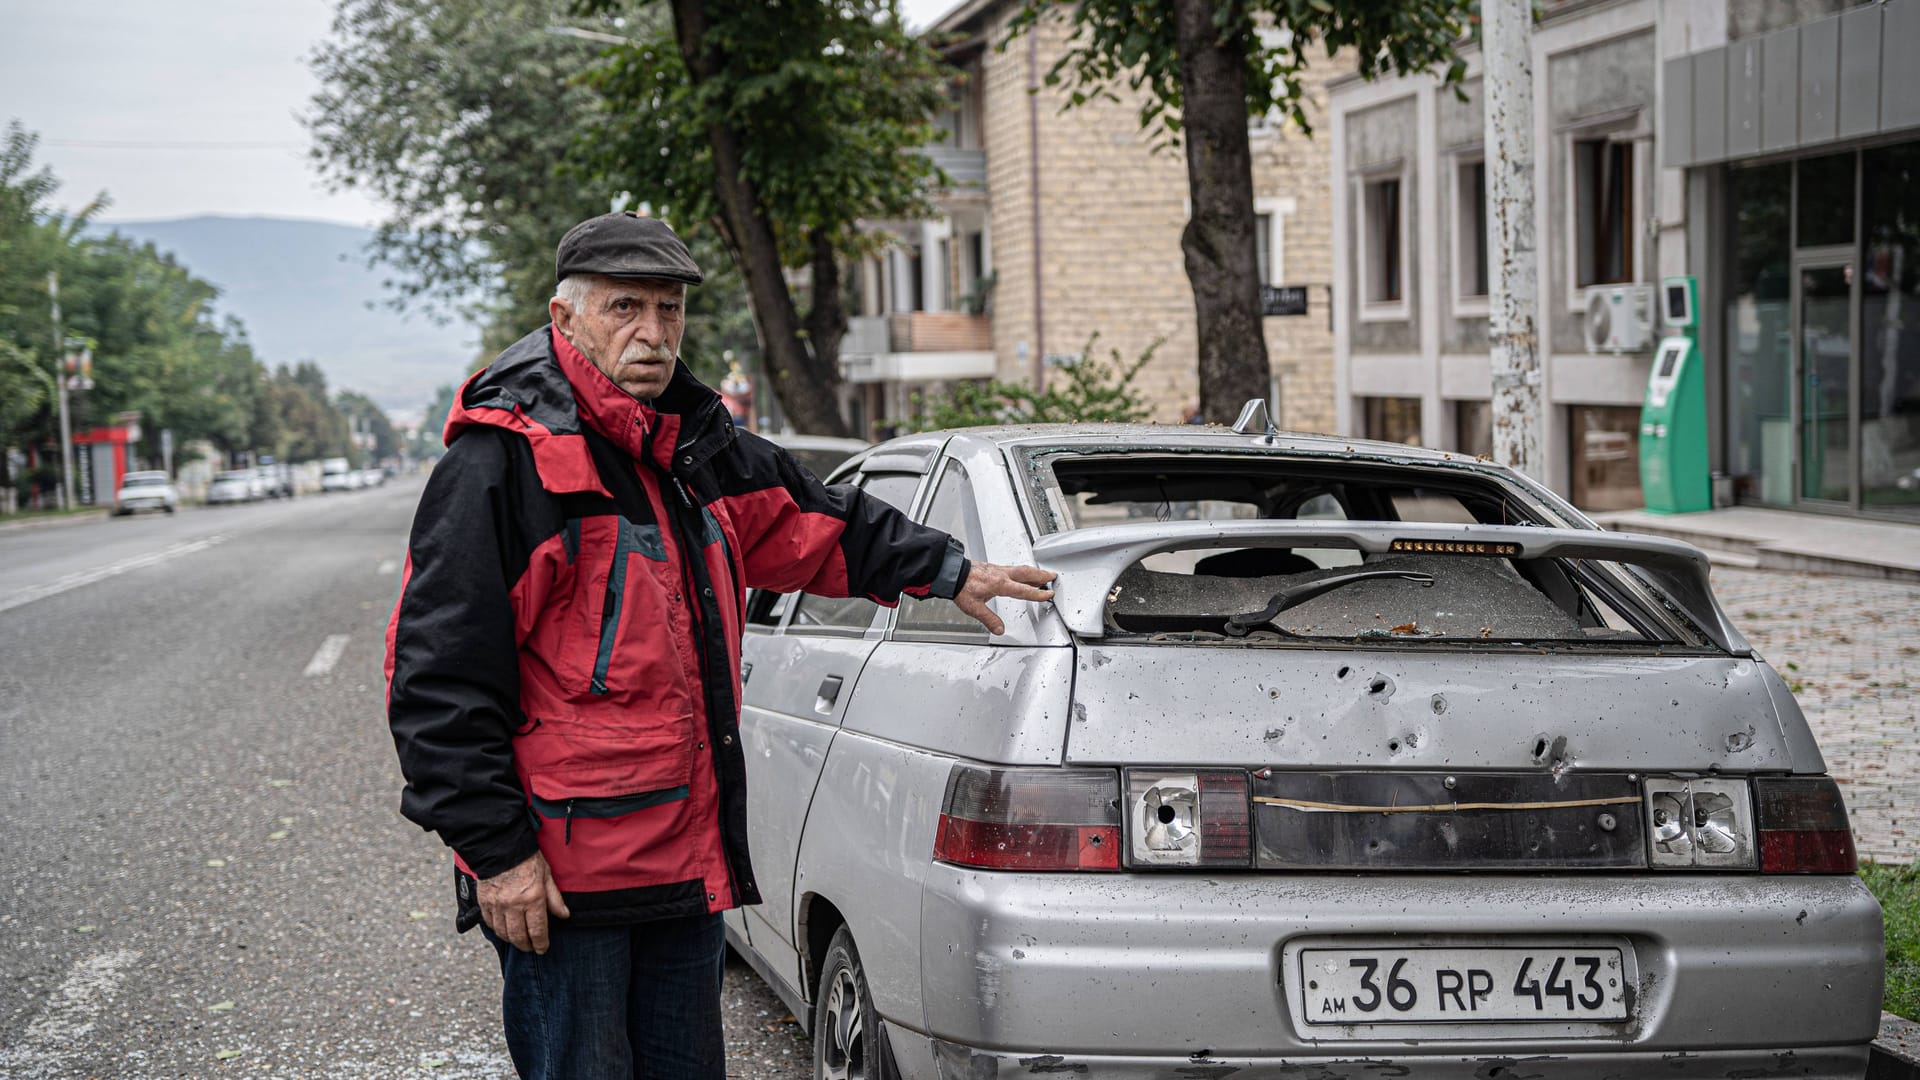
left=0, top=0, right=963, bottom=226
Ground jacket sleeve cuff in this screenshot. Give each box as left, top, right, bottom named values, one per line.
left=453, top=817, right=542, bottom=880
left=927, top=538, right=969, bottom=599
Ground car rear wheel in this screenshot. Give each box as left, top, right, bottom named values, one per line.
left=813, top=926, right=898, bottom=1080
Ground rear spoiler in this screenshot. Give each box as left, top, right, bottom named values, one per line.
left=1027, top=521, right=1748, bottom=653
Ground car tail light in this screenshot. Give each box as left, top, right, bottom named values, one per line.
left=1643, top=777, right=1755, bottom=869
left=933, top=766, right=1120, bottom=872
left=1124, top=769, right=1252, bottom=868
left=1755, top=777, right=1857, bottom=874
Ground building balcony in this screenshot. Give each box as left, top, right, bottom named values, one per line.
left=922, top=145, right=986, bottom=190
left=840, top=313, right=995, bottom=385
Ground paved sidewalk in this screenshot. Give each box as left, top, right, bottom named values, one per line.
left=1598, top=505, right=1920, bottom=582
left=1712, top=566, right=1919, bottom=865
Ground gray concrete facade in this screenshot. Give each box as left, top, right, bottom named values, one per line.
left=1328, top=0, right=1920, bottom=514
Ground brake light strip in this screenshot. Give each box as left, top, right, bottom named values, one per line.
left=1252, top=794, right=1642, bottom=815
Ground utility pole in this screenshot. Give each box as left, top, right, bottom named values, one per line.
left=48, top=271, right=76, bottom=510
left=1482, top=0, right=1540, bottom=478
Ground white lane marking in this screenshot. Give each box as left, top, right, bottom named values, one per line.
left=0, top=535, right=229, bottom=615
left=377, top=558, right=398, bottom=575
left=303, top=634, right=352, bottom=677
left=0, top=949, right=142, bottom=1074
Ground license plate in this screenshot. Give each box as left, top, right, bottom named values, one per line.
left=1299, top=947, right=1628, bottom=1024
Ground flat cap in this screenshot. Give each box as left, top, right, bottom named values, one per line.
left=555, top=212, right=704, bottom=286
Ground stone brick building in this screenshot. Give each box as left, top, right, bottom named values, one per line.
left=838, top=3, right=1352, bottom=435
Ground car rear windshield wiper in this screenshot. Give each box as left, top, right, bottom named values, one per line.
left=1223, top=570, right=1435, bottom=637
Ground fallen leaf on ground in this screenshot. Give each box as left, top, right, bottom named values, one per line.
left=279, top=817, right=295, bottom=826
left=207, top=1000, right=236, bottom=1013
left=215, top=1049, right=243, bottom=1060
left=407, top=911, right=431, bottom=921
left=267, top=779, right=293, bottom=788
left=268, top=831, right=289, bottom=841
left=206, top=859, right=227, bottom=868
left=72, top=925, right=96, bottom=934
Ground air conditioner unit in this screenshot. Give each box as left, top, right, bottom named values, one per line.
left=1584, top=284, right=1655, bottom=354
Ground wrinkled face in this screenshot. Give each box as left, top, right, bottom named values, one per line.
left=550, top=276, right=687, bottom=401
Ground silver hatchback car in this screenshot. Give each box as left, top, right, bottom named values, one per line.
left=727, top=414, right=1883, bottom=1080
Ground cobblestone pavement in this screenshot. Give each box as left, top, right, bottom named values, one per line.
left=1712, top=566, right=1920, bottom=865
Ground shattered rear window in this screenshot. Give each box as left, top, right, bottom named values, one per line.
left=1022, top=449, right=1706, bottom=648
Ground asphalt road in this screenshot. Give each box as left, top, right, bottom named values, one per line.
left=0, top=482, right=812, bottom=1079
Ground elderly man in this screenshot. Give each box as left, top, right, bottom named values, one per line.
left=384, top=212, right=1054, bottom=1079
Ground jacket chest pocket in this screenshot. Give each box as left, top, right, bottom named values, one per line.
left=536, top=515, right=683, bottom=700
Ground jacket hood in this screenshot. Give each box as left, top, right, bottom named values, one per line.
left=445, top=325, right=736, bottom=494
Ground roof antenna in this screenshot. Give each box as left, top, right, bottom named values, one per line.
left=1231, top=398, right=1279, bottom=441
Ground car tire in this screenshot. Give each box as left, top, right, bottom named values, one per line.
left=813, top=926, right=900, bottom=1080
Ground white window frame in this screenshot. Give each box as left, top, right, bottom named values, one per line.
left=1247, top=24, right=1293, bottom=139
left=1354, top=163, right=1412, bottom=323
left=1449, top=150, right=1490, bottom=318
left=1562, top=115, right=1650, bottom=315
left=1252, top=195, right=1296, bottom=287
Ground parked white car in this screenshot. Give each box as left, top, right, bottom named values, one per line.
left=113, top=471, right=177, bottom=516
left=207, top=470, right=257, bottom=505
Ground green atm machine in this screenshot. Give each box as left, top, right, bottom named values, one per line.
left=1639, top=276, right=1710, bottom=513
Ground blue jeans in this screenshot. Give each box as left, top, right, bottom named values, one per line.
left=483, top=913, right=727, bottom=1080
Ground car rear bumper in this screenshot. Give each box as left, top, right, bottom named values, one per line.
left=914, top=866, right=1883, bottom=1063
left=899, top=1041, right=1871, bottom=1079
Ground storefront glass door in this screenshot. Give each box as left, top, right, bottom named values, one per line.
left=1795, top=260, right=1854, bottom=505
left=1726, top=140, right=1920, bottom=519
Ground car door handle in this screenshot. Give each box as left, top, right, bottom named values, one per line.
left=814, top=675, right=844, bottom=714
left=741, top=661, right=753, bottom=684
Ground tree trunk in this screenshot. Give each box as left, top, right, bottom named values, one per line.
left=802, top=228, right=851, bottom=426
left=1172, top=0, right=1272, bottom=427
left=667, top=0, right=852, bottom=438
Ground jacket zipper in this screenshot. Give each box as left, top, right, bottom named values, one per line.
left=661, top=471, right=746, bottom=906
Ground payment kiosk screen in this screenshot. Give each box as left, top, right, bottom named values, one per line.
left=1656, top=342, right=1683, bottom=378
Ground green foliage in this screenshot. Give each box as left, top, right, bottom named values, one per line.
left=337, top=390, right=401, bottom=462
left=1863, top=861, right=1920, bottom=1021
left=411, top=382, right=462, bottom=459
left=1008, top=0, right=1473, bottom=144
left=307, top=0, right=620, bottom=352
left=577, top=0, right=950, bottom=267
left=258, top=363, right=357, bottom=466
left=307, top=0, right=761, bottom=376
left=0, top=122, right=383, bottom=504
left=909, top=333, right=1156, bottom=431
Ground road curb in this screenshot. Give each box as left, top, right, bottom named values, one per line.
left=0, top=509, right=113, bottom=535
left=1875, top=1012, right=1920, bottom=1079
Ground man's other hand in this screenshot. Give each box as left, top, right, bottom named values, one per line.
left=954, top=563, right=1056, bottom=636
left=478, top=851, right=570, bottom=953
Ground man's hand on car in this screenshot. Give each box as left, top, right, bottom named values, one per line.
left=478, top=851, right=571, bottom=954
left=954, top=563, right=1057, bottom=635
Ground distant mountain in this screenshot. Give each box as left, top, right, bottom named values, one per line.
left=97, top=215, right=480, bottom=421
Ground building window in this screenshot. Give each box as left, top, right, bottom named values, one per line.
left=1360, top=396, right=1422, bottom=446
left=1573, top=137, right=1634, bottom=287
left=1255, top=212, right=1273, bottom=285
left=1453, top=399, right=1492, bottom=459
left=1568, top=405, right=1643, bottom=511
left=1250, top=196, right=1294, bottom=288
left=1360, top=175, right=1406, bottom=306
left=1455, top=157, right=1489, bottom=303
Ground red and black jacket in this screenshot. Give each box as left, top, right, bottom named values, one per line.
left=384, top=325, right=967, bottom=929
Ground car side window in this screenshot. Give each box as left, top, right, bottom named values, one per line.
left=897, top=460, right=988, bottom=638
left=788, top=471, right=921, bottom=632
